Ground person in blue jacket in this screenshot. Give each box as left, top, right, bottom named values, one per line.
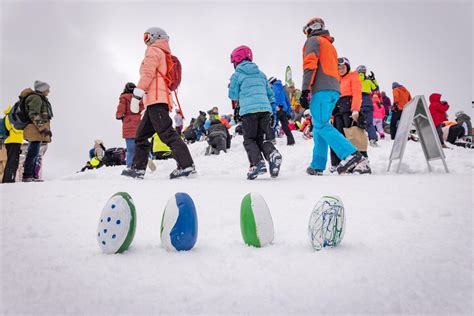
left=269, top=77, right=295, bottom=145
left=228, top=45, right=282, bottom=180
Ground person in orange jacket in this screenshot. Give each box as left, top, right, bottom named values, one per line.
left=121, top=27, right=195, bottom=179
left=390, top=82, right=412, bottom=139
left=329, top=57, right=370, bottom=172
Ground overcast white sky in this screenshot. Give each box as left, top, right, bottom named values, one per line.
left=0, top=0, right=472, bottom=178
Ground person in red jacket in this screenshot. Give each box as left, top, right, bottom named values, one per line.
left=429, top=93, right=449, bottom=146
left=116, top=82, right=144, bottom=168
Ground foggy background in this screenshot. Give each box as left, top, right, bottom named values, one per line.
left=1, top=0, right=472, bottom=179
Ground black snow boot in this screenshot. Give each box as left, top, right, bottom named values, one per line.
left=121, top=167, right=145, bottom=179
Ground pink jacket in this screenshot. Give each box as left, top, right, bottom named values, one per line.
left=137, top=39, right=171, bottom=108
left=372, top=95, right=386, bottom=119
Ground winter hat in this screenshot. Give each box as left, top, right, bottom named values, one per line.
left=392, top=82, right=401, bottom=89
left=381, top=91, right=386, bottom=97
left=144, top=27, right=169, bottom=45
left=34, top=80, right=50, bottom=93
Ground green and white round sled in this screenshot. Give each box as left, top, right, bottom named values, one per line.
left=240, top=192, right=274, bottom=248
left=97, top=192, right=137, bottom=254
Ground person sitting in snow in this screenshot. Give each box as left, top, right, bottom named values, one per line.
left=80, top=140, right=106, bottom=172
left=441, top=121, right=473, bottom=148
left=205, top=118, right=231, bottom=155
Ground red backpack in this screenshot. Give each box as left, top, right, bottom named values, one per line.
left=158, top=51, right=185, bottom=118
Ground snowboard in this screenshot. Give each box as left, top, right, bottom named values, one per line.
left=285, top=65, right=293, bottom=87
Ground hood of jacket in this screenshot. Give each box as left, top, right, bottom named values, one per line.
left=236, top=61, right=261, bottom=76
left=273, top=80, right=284, bottom=90
left=429, top=93, right=441, bottom=103
left=308, top=29, right=334, bottom=43
left=456, top=113, right=471, bottom=121
left=149, top=39, right=171, bottom=54
left=20, top=88, right=36, bottom=98
left=3, top=105, right=12, bottom=115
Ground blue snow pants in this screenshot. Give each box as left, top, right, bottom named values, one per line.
left=361, top=93, right=378, bottom=141
left=310, top=90, right=356, bottom=170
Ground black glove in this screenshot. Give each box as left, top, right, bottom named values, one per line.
left=368, top=71, right=375, bottom=80
left=300, top=90, right=310, bottom=109
left=41, top=129, right=52, bottom=138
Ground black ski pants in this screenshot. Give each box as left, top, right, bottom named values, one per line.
left=241, top=112, right=277, bottom=166
left=277, top=110, right=295, bottom=145
left=133, top=104, right=193, bottom=170
left=2, top=143, right=21, bottom=183
left=390, top=111, right=402, bottom=140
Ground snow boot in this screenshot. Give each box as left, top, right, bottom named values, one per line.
left=268, top=150, right=282, bottom=178
left=369, top=139, right=379, bottom=147
left=121, top=167, right=145, bottom=179
left=306, top=167, right=323, bottom=176
left=170, top=165, right=196, bottom=179
left=247, top=161, right=267, bottom=180
left=336, top=152, right=363, bottom=174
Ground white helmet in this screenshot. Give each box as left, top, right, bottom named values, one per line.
left=304, top=109, right=311, bottom=117
left=144, top=27, right=169, bottom=45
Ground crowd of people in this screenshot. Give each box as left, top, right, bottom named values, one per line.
left=1, top=18, right=472, bottom=183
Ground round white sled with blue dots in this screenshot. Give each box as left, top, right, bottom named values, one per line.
left=97, top=192, right=137, bottom=254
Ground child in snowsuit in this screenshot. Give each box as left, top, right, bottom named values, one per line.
left=228, top=45, right=282, bottom=180
left=429, top=93, right=449, bottom=146
left=372, top=94, right=386, bottom=139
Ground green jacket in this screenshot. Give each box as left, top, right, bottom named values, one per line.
left=23, top=88, right=53, bottom=129
left=358, top=73, right=378, bottom=94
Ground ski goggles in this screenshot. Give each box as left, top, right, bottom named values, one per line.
left=303, top=22, right=323, bottom=35
left=338, top=57, right=350, bottom=66
left=143, top=32, right=151, bottom=44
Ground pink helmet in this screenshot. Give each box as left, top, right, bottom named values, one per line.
left=230, top=45, right=253, bottom=64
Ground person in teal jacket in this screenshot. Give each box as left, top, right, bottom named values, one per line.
left=228, top=45, right=282, bottom=180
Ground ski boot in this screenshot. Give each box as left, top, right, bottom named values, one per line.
left=268, top=150, right=282, bottom=178
left=306, top=167, right=323, bottom=176
left=121, top=167, right=145, bottom=179
left=336, top=152, right=364, bottom=174
left=247, top=161, right=267, bottom=180
left=170, top=165, right=196, bottom=179
left=352, top=158, right=372, bottom=174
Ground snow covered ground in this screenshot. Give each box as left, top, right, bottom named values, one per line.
left=1, top=133, right=473, bottom=315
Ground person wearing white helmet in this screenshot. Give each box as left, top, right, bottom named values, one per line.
left=121, top=27, right=195, bottom=179
left=300, top=17, right=370, bottom=175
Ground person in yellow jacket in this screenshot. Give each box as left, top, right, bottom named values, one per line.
left=356, top=65, right=379, bottom=146
left=2, top=106, right=24, bottom=183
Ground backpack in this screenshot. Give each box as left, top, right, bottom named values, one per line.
left=102, top=147, right=126, bottom=166
left=162, top=53, right=182, bottom=92
left=157, top=51, right=185, bottom=118
left=9, top=91, right=36, bottom=130
left=0, top=117, right=9, bottom=140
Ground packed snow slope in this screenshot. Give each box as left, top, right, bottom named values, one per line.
left=1, top=133, right=473, bottom=315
